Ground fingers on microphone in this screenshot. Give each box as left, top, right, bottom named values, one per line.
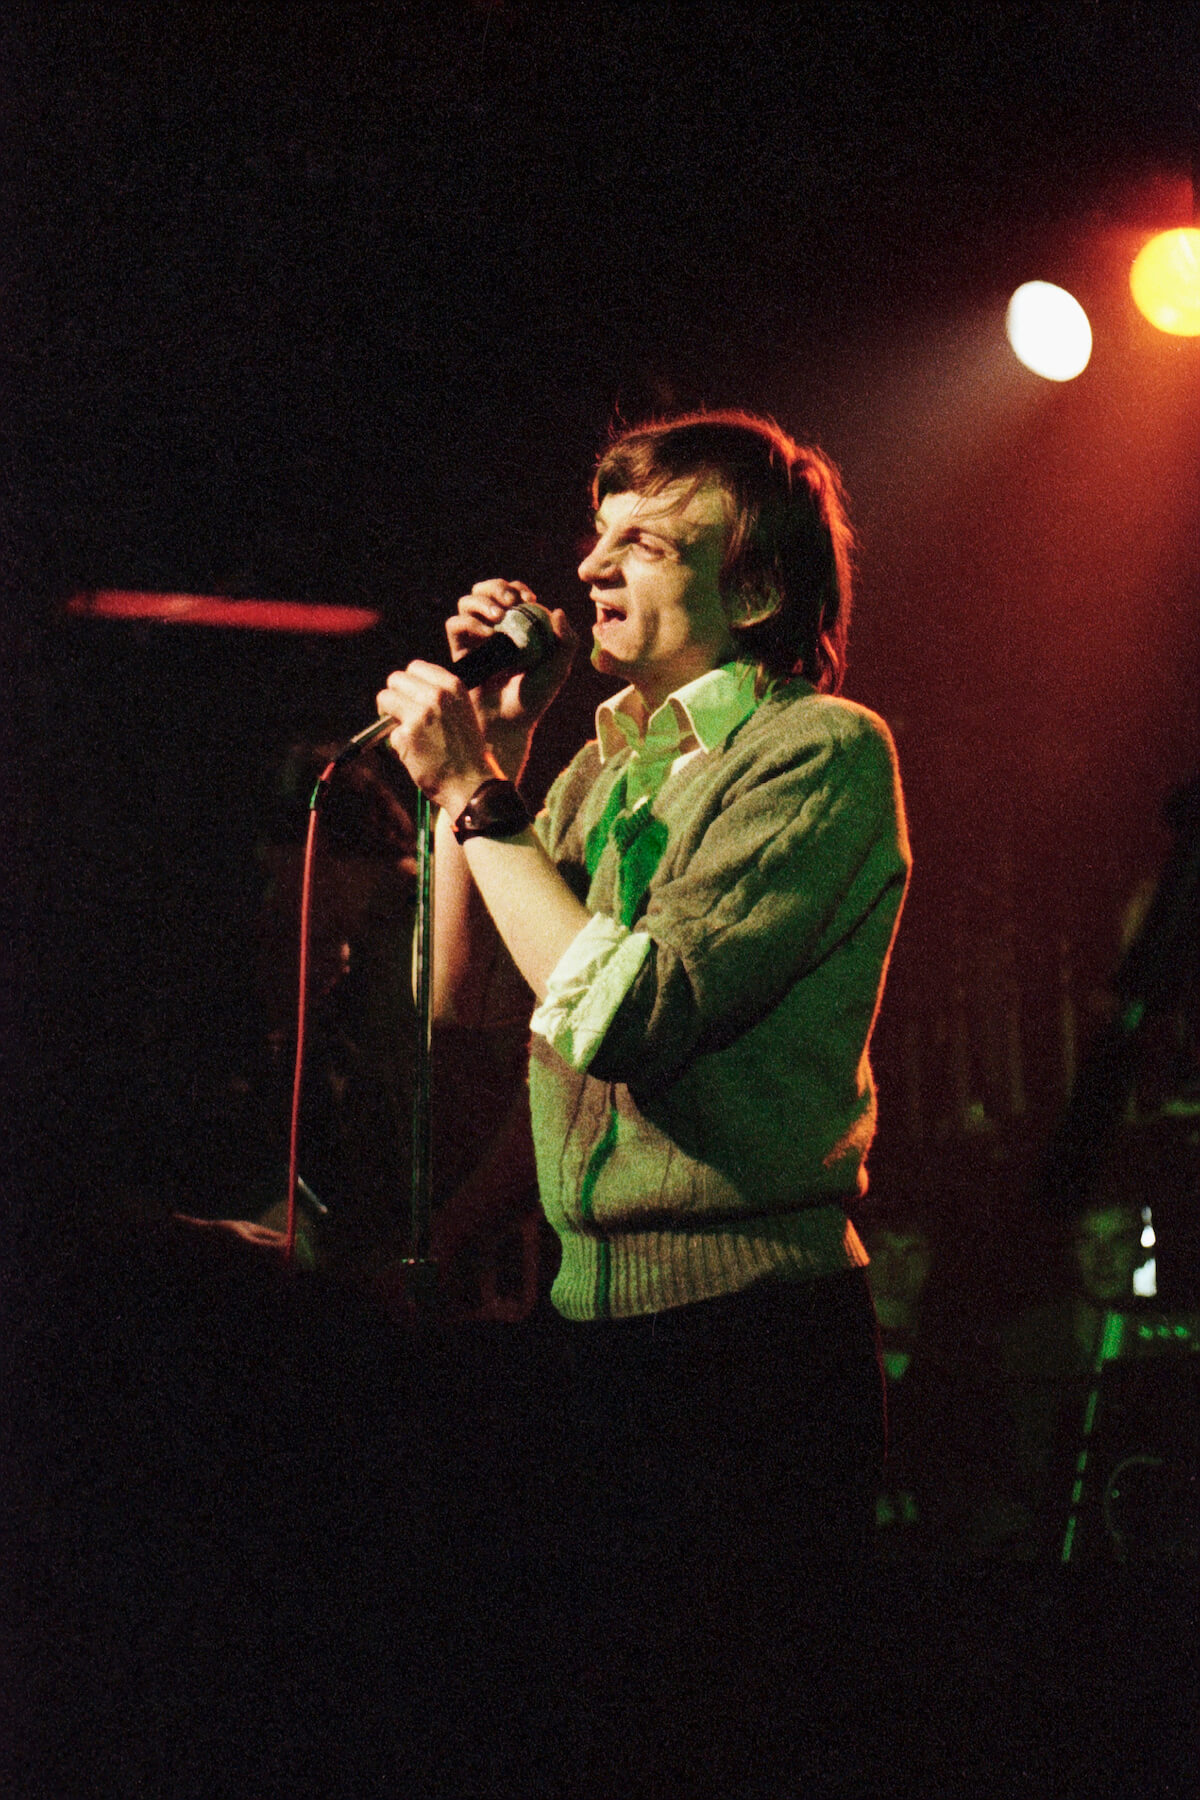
left=378, top=666, right=453, bottom=723
left=376, top=676, right=405, bottom=716
left=546, top=607, right=579, bottom=655
left=463, top=579, right=536, bottom=618
left=447, top=612, right=492, bottom=652
left=404, top=659, right=463, bottom=696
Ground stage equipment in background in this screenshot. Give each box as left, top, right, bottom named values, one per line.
left=1043, top=773, right=1200, bottom=1261
left=1129, top=227, right=1200, bottom=337
left=1005, top=281, right=1093, bottom=381
left=66, top=590, right=381, bottom=634
left=1060, top=1306, right=1199, bottom=1565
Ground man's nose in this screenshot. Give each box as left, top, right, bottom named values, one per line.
left=579, top=538, right=617, bottom=584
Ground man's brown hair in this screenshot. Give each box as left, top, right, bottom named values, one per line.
left=593, top=409, right=854, bottom=693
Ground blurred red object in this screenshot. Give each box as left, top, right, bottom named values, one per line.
left=66, top=589, right=380, bottom=634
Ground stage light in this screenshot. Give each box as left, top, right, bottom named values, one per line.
left=1129, top=227, right=1200, bottom=335
left=1005, top=282, right=1093, bottom=381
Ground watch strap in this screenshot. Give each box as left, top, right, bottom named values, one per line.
left=451, top=778, right=531, bottom=843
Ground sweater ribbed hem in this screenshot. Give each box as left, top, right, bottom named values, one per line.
left=549, top=1205, right=868, bottom=1321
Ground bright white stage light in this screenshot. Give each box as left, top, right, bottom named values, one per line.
left=1005, top=281, right=1093, bottom=380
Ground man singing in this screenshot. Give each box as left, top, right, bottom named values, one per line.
left=377, top=411, right=910, bottom=1650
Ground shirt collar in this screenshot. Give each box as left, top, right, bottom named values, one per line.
left=596, top=661, right=762, bottom=765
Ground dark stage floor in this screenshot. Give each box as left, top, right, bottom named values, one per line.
left=5, top=1227, right=1193, bottom=1799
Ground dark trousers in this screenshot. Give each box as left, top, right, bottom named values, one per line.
left=535, top=1271, right=886, bottom=1787
left=562, top=1269, right=884, bottom=1590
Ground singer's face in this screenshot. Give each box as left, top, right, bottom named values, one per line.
left=578, top=481, right=735, bottom=711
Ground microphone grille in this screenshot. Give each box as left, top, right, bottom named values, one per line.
left=497, top=602, right=551, bottom=655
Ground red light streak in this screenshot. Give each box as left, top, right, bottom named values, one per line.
left=66, top=590, right=381, bottom=634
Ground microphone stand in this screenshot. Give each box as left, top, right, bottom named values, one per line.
left=329, top=610, right=553, bottom=1312
left=400, top=788, right=439, bottom=1313
left=306, top=760, right=439, bottom=1309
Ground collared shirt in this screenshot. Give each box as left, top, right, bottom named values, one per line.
left=595, top=658, right=761, bottom=806
left=530, top=662, right=761, bottom=1071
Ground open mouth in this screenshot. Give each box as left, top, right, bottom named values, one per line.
left=594, top=600, right=627, bottom=626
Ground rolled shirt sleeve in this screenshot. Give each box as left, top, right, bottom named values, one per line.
left=530, top=912, right=654, bottom=1073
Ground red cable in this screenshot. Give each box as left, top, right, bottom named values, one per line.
left=285, top=762, right=336, bottom=1264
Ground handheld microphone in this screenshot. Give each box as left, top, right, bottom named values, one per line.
left=334, top=603, right=555, bottom=764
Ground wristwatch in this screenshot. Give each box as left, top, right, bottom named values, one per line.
left=451, top=778, right=531, bottom=843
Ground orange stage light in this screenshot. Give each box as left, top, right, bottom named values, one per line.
left=1129, top=227, right=1200, bottom=336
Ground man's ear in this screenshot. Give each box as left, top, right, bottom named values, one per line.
left=725, top=583, right=781, bottom=629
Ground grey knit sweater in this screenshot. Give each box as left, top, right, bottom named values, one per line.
left=530, top=677, right=910, bottom=1321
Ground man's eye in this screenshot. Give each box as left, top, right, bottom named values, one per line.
left=635, top=537, right=668, bottom=558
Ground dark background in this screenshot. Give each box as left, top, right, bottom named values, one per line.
left=6, top=1, right=1199, bottom=1269
left=5, top=7, right=1200, bottom=1795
